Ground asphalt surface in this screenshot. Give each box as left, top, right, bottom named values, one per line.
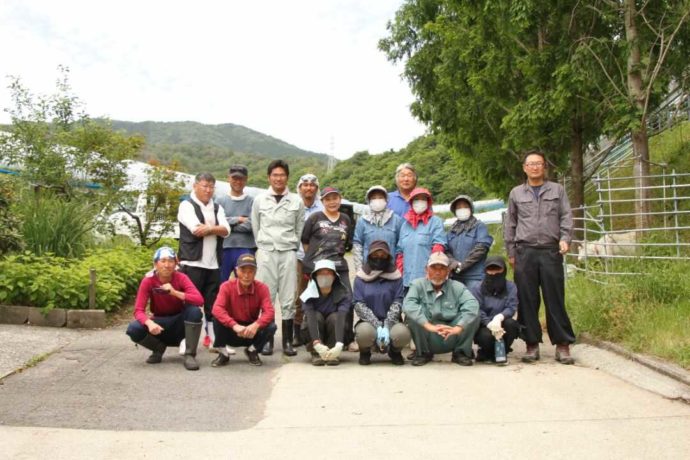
left=1, top=322, right=690, bottom=459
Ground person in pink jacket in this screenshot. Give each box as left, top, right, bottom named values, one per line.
left=126, top=246, right=205, bottom=370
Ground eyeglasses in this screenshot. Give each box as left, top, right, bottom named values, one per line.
left=300, top=174, right=317, bottom=182
left=524, top=162, right=545, bottom=168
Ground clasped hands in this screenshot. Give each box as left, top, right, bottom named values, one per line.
left=424, top=322, right=462, bottom=340
left=313, top=341, right=343, bottom=361
left=376, top=326, right=390, bottom=351
left=233, top=322, right=259, bottom=339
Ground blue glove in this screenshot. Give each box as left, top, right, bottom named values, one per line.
left=376, top=326, right=390, bottom=348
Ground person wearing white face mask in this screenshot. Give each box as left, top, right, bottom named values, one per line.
left=395, top=187, right=447, bottom=292
left=299, top=259, right=352, bottom=366
left=446, top=195, right=494, bottom=290
left=352, top=186, right=403, bottom=273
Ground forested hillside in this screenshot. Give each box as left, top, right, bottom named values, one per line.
left=110, top=120, right=332, bottom=188
left=322, top=135, right=486, bottom=203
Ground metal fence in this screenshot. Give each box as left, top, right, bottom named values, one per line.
left=567, top=164, right=690, bottom=276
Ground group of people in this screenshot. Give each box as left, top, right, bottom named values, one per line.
left=127, top=150, right=576, bottom=369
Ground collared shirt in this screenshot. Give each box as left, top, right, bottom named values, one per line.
left=402, top=278, right=479, bottom=328
left=387, top=190, right=411, bottom=217
left=178, top=191, right=230, bottom=269
left=251, top=187, right=305, bottom=251
left=133, top=270, right=204, bottom=325
left=504, top=180, right=573, bottom=258
left=212, top=279, right=274, bottom=328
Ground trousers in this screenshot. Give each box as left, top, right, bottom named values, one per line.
left=126, top=305, right=203, bottom=345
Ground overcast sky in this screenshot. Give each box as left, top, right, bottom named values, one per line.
left=0, top=0, right=427, bottom=159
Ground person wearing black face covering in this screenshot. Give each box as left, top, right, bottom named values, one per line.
left=469, top=256, right=520, bottom=364
left=352, top=241, right=410, bottom=365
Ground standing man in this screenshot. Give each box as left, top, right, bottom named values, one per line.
left=294, top=173, right=323, bottom=346
left=178, top=172, right=230, bottom=350
left=251, top=159, right=305, bottom=356
left=387, top=163, right=417, bottom=217
left=504, top=150, right=576, bottom=364
left=403, top=252, right=480, bottom=366
left=216, top=164, right=257, bottom=282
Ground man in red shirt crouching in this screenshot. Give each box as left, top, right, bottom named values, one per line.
left=211, top=253, right=277, bottom=367
left=126, top=246, right=205, bottom=370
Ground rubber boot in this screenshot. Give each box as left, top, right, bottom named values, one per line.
left=261, top=335, right=274, bottom=356
left=291, top=322, right=303, bottom=347
left=183, top=321, right=202, bottom=371
left=138, top=334, right=167, bottom=364
left=282, top=319, right=297, bottom=356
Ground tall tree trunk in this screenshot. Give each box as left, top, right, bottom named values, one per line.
left=625, top=0, right=651, bottom=229
left=570, top=116, right=584, bottom=243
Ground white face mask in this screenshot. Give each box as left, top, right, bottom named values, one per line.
left=369, top=198, right=387, bottom=213
left=316, top=275, right=335, bottom=289
left=412, top=200, right=428, bottom=214
left=455, top=208, right=472, bottom=221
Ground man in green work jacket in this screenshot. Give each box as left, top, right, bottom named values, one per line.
left=403, top=252, right=480, bottom=366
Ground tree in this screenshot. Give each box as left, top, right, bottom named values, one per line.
left=112, top=160, right=186, bottom=247
left=0, top=67, right=143, bottom=204
left=575, top=0, right=690, bottom=228
left=0, top=175, right=23, bottom=255
left=380, top=0, right=610, bottom=218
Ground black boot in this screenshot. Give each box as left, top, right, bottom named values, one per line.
left=138, top=334, right=167, bottom=364
left=359, top=350, right=371, bottom=365
left=291, top=322, right=303, bottom=347
left=282, top=320, right=297, bottom=356
left=388, top=347, right=404, bottom=366
left=261, top=335, right=274, bottom=356
left=183, top=321, right=202, bottom=371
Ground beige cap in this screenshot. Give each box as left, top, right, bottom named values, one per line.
left=427, top=252, right=450, bottom=267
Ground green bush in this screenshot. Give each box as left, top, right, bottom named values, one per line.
left=0, top=175, right=23, bottom=255
left=0, top=245, right=152, bottom=311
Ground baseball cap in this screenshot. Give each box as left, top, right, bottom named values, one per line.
left=484, top=256, right=507, bottom=270
left=427, top=252, right=450, bottom=267
left=236, top=253, right=257, bottom=268
left=320, top=187, right=341, bottom=199
left=153, top=246, right=176, bottom=262
left=229, top=165, right=248, bottom=178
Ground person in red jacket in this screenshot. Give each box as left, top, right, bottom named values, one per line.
left=211, top=253, right=277, bottom=366
left=126, top=246, right=205, bottom=370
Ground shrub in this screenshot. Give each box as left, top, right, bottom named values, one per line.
left=0, top=175, right=23, bottom=255
left=0, top=245, right=152, bottom=311
left=19, top=192, right=98, bottom=258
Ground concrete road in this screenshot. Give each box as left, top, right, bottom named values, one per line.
left=1, top=323, right=689, bottom=459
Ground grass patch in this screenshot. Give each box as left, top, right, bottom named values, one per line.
left=566, top=260, right=690, bottom=369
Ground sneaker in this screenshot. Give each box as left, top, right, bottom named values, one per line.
left=202, top=335, right=211, bottom=348
left=212, top=354, right=230, bottom=367
left=359, top=351, right=372, bottom=366
left=451, top=352, right=473, bottom=366
left=555, top=344, right=575, bottom=365
left=406, top=351, right=416, bottom=361
left=411, top=353, right=433, bottom=367
left=522, top=344, right=540, bottom=363
left=245, top=347, right=262, bottom=366
left=388, top=349, right=404, bottom=366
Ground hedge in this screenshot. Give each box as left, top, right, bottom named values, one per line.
left=0, top=246, right=152, bottom=311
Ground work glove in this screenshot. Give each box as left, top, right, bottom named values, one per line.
left=313, top=342, right=329, bottom=359
left=324, top=342, right=344, bottom=361
left=487, top=314, right=505, bottom=340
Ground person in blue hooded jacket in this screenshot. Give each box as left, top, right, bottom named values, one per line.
left=446, top=195, right=493, bottom=290
left=469, top=256, right=519, bottom=363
